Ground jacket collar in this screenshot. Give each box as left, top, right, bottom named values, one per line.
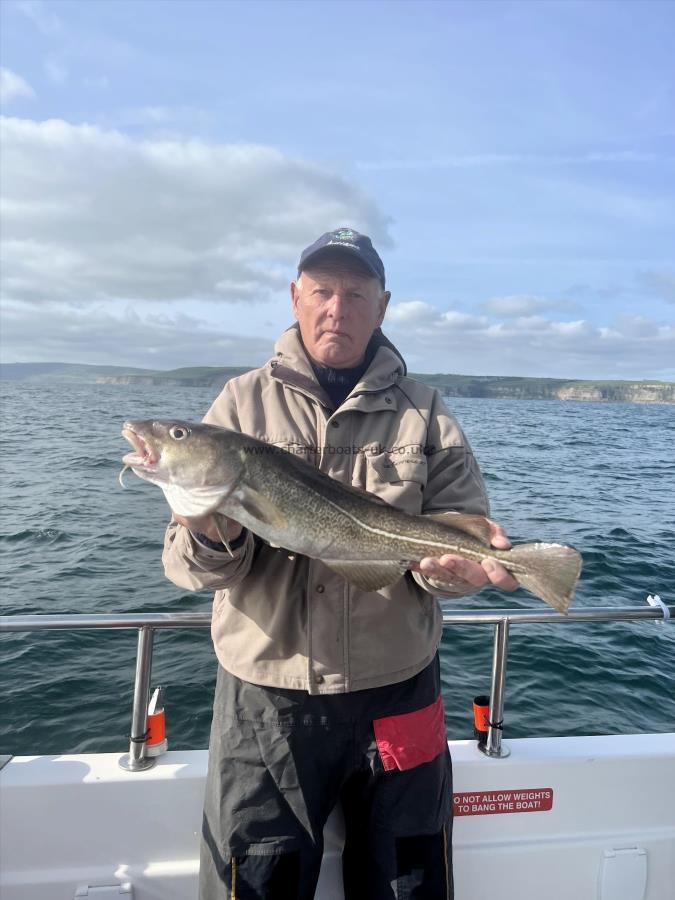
left=269, top=326, right=406, bottom=407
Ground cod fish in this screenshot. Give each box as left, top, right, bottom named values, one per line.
left=120, top=419, right=582, bottom=613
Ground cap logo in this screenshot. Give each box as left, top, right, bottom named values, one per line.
left=334, top=228, right=358, bottom=242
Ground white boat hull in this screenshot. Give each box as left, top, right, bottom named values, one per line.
left=1, top=733, right=673, bottom=899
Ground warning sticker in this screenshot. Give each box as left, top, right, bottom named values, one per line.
left=453, top=788, right=554, bottom=816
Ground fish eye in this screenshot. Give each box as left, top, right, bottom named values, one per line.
left=170, top=425, right=189, bottom=440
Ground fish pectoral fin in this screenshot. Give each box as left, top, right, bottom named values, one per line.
left=213, top=514, right=235, bottom=559
left=426, top=511, right=493, bottom=546
left=232, top=484, right=288, bottom=531
left=320, top=560, right=409, bottom=592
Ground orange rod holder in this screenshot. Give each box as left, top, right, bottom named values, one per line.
left=473, top=695, right=490, bottom=742
left=145, top=686, right=167, bottom=757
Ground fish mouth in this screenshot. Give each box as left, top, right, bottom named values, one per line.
left=121, top=425, right=160, bottom=469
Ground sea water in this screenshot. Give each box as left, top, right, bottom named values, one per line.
left=1, top=381, right=674, bottom=755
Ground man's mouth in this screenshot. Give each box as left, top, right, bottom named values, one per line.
left=122, top=426, right=160, bottom=467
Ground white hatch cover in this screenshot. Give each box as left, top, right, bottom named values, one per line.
left=598, top=848, right=647, bottom=900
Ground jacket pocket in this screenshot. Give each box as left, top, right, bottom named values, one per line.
left=373, top=695, right=447, bottom=772
left=363, top=450, right=427, bottom=513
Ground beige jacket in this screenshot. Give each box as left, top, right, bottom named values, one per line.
left=163, top=327, right=489, bottom=694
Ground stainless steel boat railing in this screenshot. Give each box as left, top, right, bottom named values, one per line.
left=1, top=599, right=672, bottom=769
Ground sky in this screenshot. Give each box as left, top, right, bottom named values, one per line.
left=1, top=0, right=674, bottom=379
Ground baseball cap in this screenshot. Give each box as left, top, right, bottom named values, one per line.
left=297, top=227, right=386, bottom=287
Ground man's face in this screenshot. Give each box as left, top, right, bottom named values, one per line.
left=290, top=262, right=390, bottom=368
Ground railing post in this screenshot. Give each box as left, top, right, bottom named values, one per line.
left=480, top=618, right=511, bottom=758
left=119, top=626, right=156, bottom=771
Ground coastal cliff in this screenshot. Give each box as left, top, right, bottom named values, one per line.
left=415, top=375, right=675, bottom=404
left=2, top=363, right=673, bottom=403
left=96, top=370, right=675, bottom=404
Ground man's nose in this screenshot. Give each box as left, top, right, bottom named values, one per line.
left=327, top=292, right=349, bottom=316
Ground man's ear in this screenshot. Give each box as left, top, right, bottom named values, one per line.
left=290, top=281, right=300, bottom=320
left=377, top=291, right=391, bottom=325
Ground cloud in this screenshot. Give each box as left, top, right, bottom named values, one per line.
left=0, top=68, right=35, bottom=104
left=0, top=116, right=390, bottom=307
left=1, top=302, right=275, bottom=369
left=387, top=300, right=439, bottom=325
left=440, top=310, right=487, bottom=329
left=482, top=295, right=577, bottom=317
left=383, top=303, right=675, bottom=380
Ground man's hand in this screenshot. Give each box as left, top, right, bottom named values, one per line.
left=171, top=512, right=243, bottom=545
left=410, top=519, right=519, bottom=592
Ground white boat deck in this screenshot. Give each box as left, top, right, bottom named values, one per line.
left=2, top=732, right=673, bottom=900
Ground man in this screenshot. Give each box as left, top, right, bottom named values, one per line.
left=163, top=228, right=517, bottom=899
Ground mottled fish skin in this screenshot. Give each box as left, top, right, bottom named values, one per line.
left=121, top=419, right=582, bottom=612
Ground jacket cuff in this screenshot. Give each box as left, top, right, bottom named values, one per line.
left=191, top=528, right=248, bottom=553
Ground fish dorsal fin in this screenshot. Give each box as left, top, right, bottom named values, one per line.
left=225, top=484, right=288, bottom=531
left=427, top=512, right=492, bottom=546
left=244, top=441, right=392, bottom=508
left=321, top=559, right=408, bottom=592
left=282, top=454, right=390, bottom=507
left=331, top=480, right=391, bottom=506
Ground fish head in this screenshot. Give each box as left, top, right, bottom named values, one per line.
left=121, top=419, right=245, bottom=516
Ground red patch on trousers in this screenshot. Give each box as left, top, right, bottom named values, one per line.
left=373, top=695, right=447, bottom=772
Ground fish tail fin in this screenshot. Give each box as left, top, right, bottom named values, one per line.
left=505, top=543, right=582, bottom=613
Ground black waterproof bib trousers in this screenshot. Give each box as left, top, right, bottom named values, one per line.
left=199, top=655, right=453, bottom=899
